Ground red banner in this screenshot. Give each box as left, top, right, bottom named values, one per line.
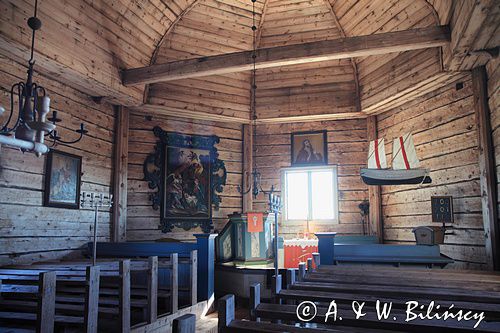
left=247, top=212, right=263, bottom=232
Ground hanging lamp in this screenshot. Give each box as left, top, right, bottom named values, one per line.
left=0, top=0, right=87, bottom=156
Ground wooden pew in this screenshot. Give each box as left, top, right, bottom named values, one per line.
left=218, top=294, right=398, bottom=333
left=0, top=251, right=192, bottom=332
left=0, top=268, right=101, bottom=333
left=234, top=262, right=500, bottom=332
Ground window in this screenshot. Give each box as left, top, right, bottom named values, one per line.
left=282, top=166, right=338, bottom=222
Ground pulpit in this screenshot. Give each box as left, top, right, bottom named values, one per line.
left=216, top=213, right=275, bottom=264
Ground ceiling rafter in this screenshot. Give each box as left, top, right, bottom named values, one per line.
left=143, top=0, right=201, bottom=103
left=256, top=0, right=271, bottom=49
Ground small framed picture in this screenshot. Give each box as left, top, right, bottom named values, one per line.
left=44, top=150, right=82, bottom=209
left=291, top=130, right=328, bottom=166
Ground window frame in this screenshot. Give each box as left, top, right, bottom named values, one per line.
left=281, top=165, right=339, bottom=224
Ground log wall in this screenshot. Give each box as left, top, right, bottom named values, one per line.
left=253, top=119, right=369, bottom=239
left=377, top=74, right=488, bottom=269
left=126, top=113, right=243, bottom=241
left=0, top=55, right=114, bottom=265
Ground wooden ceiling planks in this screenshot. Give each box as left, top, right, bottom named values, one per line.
left=331, top=0, right=445, bottom=114
left=144, top=0, right=262, bottom=123
left=3, top=0, right=494, bottom=120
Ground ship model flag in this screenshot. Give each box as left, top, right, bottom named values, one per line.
left=361, top=133, right=432, bottom=186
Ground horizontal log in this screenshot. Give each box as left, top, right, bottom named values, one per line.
left=123, top=26, right=451, bottom=85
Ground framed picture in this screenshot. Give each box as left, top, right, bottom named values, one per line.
left=44, top=150, right=82, bottom=209
left=144, top=127, right=227, bottom=233
left=291, top=130, right=328, bottom=166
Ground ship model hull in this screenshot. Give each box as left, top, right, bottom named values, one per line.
left=361, top=168, right=432, bottom=186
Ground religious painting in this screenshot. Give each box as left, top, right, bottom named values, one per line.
left=291, top=130, right=328, bottom=166
left=165, top=147, right=211, bottom=218
left=44, top=150, right=82, bottom=209
left=143, top=127, right=227, bottom=233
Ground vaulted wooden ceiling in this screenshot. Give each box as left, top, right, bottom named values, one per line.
left=1, top=0, right=497, bottom=121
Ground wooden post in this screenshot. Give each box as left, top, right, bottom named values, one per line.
left=119, top=260, right=131, bottom=333
left=84, top=266, right=100, bottom=333
left=367, top=116, right=383, bottom=243
left=242, top=124, right=253, bottom=212
left=147, top=256, right=158, bottom=323
left=307, top=258, right=313, bottom=272
left=173, top=314, right=196, bottom=333
left=271, top=274, right=282, bottom=324
left=285, top=269, right=296, bottom=306
left=315, top=232, right=337, bottom=265
left=113, top=106, right=129, bottom=242
left=312, top=252, right=320, bottom=268
left=218, top=294, right=235, bottom=332
left=298, top=263, right=306, bottom=282
left=194, top=234, right=216, bottom=303
left=37, top=272, right=56, bottom=333
left=472, top=66, right=499, bottom=271
left=189, top=250, right=198, bottom=306
left=286, top=269, right=295, bottom=289
left=170, top=253, right=179, bottom=314
left=249, top=283, right=260, bottom=322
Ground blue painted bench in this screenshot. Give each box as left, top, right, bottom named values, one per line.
left=87, top=233, right=216, bottom=302
left=315, top=233, right=453, bottom=268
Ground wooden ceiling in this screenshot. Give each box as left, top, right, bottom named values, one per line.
left=1, top=0, right=497, bottom=121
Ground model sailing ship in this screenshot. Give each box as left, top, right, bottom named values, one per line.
left=361, top=133, right=432, bottom=185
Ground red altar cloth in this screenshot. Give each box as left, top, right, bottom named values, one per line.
left=284, top=239, right=318, bottom=269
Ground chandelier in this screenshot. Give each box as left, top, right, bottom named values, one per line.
left=0, top=0, right=87, bottom=156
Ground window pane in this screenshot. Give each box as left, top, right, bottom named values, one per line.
left=311, top=170, right=335, bottom=220
left=286, top=171, right=308, bottom=220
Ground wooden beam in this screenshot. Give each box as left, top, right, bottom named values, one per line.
left=133, top=104, right=366, bottom=124
left=472, top=66, right=499, bottom=271
left=255, top=112, right=366, bottom=124
left=123, top=26, right=450, bottom=85
left=131, top=104, right=250, bottom=124
left=113, top=106, right=129, bottom=243
left=242, top=124, right=253, bottom=212
left=367, top=116, right=383, bottom=244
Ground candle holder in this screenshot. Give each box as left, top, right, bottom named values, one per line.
left=80, top=192, right=113, bottom=266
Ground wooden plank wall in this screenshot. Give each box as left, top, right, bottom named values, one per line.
left=377, top=74, right=488, bottom=269
left=486, top=58, right=499, bottom=245
left=0, top=55, right=114, bottom=265
left=327, top=0, right=443, bottom=113
left=126, top=113, right=243, bottom=241
left=253, top=119, right=369, bottom=239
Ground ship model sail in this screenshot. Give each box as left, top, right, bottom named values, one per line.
left=361, top=133, right=432, bottom=185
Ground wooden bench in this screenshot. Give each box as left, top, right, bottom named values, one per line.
left=218, top=262, right=500, bottom=332
left=0, top=268, right=99, bottom=333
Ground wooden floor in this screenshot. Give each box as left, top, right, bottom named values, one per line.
left=219, top=264, right=500, bottom=332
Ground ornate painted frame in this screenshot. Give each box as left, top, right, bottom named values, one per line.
left=143, top=126, right=227, bottom=233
